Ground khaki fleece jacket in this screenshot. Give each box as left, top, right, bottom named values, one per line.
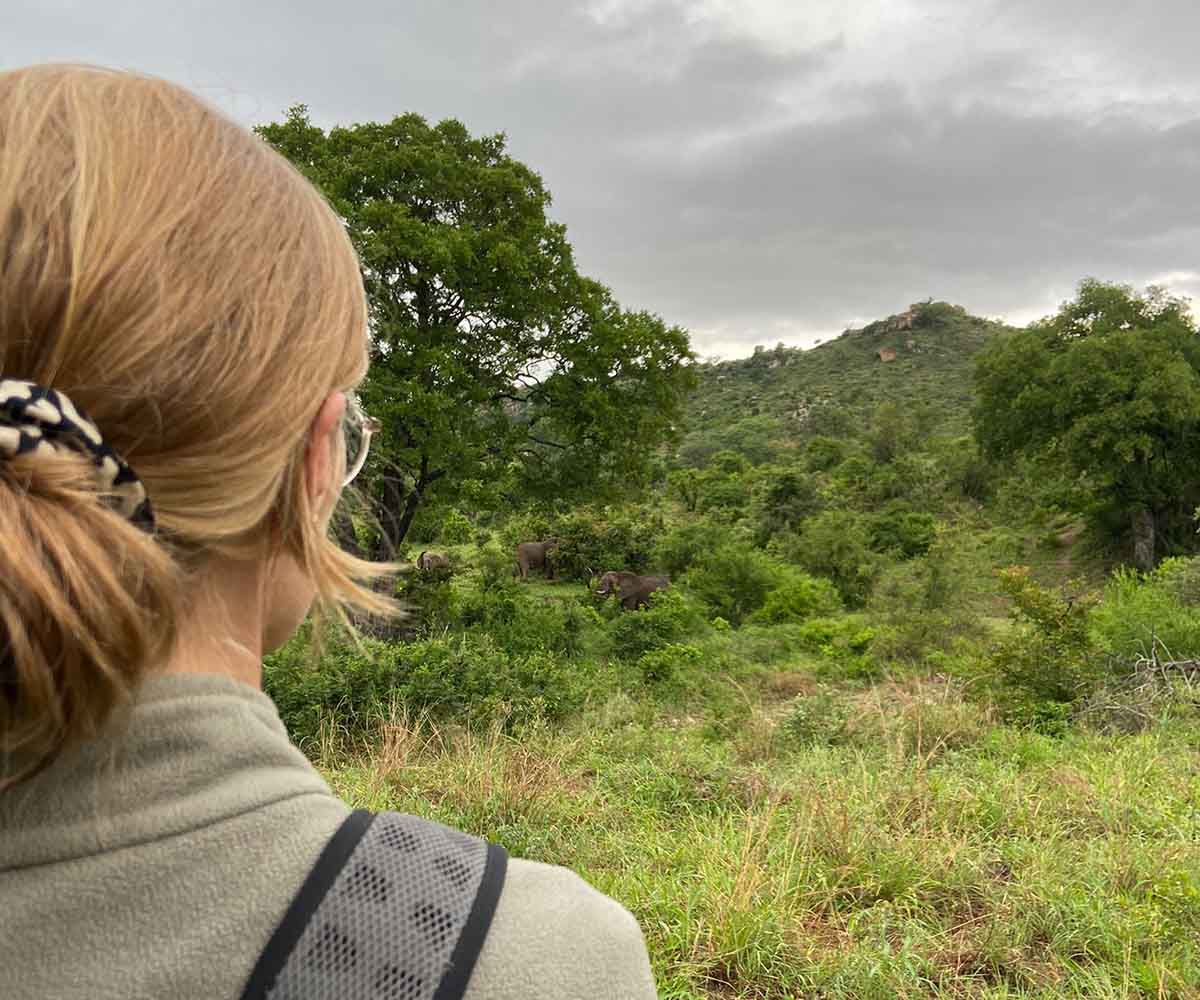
left=0, top=673, right=657, bottom=1000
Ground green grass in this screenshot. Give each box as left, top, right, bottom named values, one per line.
left=315, top=662, right=1200, bottom=999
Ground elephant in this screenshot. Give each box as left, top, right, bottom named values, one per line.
left=594, top=570, right=670, bottom=610
left=416, top=550, right=451, bottom=574
left=515, top=539, right=559, bottom=580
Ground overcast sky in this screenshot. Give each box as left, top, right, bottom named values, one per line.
left=6, top=0, right=1200, bottom=357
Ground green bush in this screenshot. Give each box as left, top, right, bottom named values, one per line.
left=869, top=401, right=916, bottom=464
left=263, top=627, right=586, bottom=748
left=1152, top=556, right=1200, bottom=608
left=654, top=519, right=737, bottom=577
left=982, top=567, right=1104, bottom=729
left=607, top=587, right=705, bottom=660
left=779, top=510, right=881, bottom=608
left=804, top=435, right=847, bottom=472
left=550, top=507, right=663, bottom=581
left=394, top=572, right=454, bottom=635
left=676, top=415, right=786, bottom=468
left=868, top=505, right=938, bottom=558
left=697, top=474, right=751, bottom=517
left=454, top=578, right=602, bottom=659
left=1090, top=566, right=1200, bottom=660
left=708, top=449, right=750, bottom=475
left=831, top=454, right=876, bottom=496
left=683, top=543, right=787, bottom=626
left=636, top=642, right=704, bottom=684
left=476, top=542, right=519, bottom=590
left=752, top=465, right=823, bottom=542
left=935, top=437, right=996, bottom=501
left=499, top=511, right=555, bottom=552
left=749, top=571, right=842, bottom=625
left=890, top=454, right=947, bottom=508
left=781, top=687, right=852, bottom=747
left=792, top=615, right=881, bottom=680
left=866, top=541, right=985, bottom=663
left=793, top=616, right=877, bottom=655
left=440, top=507, right=473, bottom=544
left=263, top=626, right=394, bottom=747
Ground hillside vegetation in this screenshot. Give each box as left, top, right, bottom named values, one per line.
left=681, top=301, right=1013, bottom=465
left=267, top=289, right=1200, bottom=998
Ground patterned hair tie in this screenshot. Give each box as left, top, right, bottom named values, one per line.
left=0, top=379, right=155, bottom=532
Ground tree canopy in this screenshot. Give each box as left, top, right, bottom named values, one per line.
left=973, top=278, right=1200, bottom=567
left=257, top=107, right=694, bottom=550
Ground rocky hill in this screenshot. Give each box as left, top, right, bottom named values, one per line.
left=681, top=301, right=1016, bottom=459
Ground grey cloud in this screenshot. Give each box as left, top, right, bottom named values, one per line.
left=2, top=0, right=1198, bottom=354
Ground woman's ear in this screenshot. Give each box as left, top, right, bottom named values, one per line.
left=305, top=392, right=347, bottom=516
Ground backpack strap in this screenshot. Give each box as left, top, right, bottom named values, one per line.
left=241, top=810, right=508, bottom=1000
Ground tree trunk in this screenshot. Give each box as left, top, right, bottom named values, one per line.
left=370, top=476, right=408, bottom=560
left=332, top=512, right=362, bottom=557
left=1132, top=507, right=1156, bottom=571
left=391, top=485, right=425, bottom=552
left=371, top=459, right=446, bottom=560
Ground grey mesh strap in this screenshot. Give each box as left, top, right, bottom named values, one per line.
left=241, top=811, right=508, bottom=1000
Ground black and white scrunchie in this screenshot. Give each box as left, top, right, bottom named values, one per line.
left=0, top=379, right=155, bottom=531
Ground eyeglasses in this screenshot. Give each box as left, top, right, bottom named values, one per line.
left=342, top=394, right=382, bottom=487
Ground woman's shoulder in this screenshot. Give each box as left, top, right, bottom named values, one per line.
left=466, top=857, right=657, bottom=1000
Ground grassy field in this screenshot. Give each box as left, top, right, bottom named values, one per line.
left=265, top=479, right=1200, bottom=997
left=315, top=640, right=1200, bottom=999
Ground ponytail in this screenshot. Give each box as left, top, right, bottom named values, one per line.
left=0, top=451, right=179, bottom=788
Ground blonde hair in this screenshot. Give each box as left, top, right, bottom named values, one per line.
left=0, top=64, right=396, bottom=786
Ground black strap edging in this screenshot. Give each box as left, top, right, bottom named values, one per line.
left=432, top=842, right=509, bottom=1000
left=239, top=809, right=376, bottom=1000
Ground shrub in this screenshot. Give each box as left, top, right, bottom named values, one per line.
left=476, top=542, right=519, bottom=590
left=263, top=627, right=586, bottom=748
left=499, top=511, right=554, bottom=552
left=1152, top=556, right=1200, bottom=608
left=868, top=505, right=938, bottom=559
left=607, top=587, right=705, bottom=659
left=697, top=474, right=752, bottom=517
left=891, top=453, right=947, bottom=508
left=781, top=687, right=852, bottom=747
left=1090, top=566, right=1200, bottom=660
left=779, top=510, right=881, bottom=608
left=676, top=416, right=786, bottom=468
left=636, top=643, right=704, bottom=684
left=831, top=454, right=876, bottom=495
left=550, top=507, right=663, bottom=581
left=936, top=437, right=996, bottom=501
left=804, top=435, right=846, bottom=472
left=394, top=572, right=454, bottom=635
left=792, top=616, right=881, bottom=681
left=749, top=571, right=841, bottom=625
left=654, top=518, right=738, bottom=577
left=454, top=578, right=602, bottom=659
left=869, top=402, right=915, bottom=464
left=752, top=465, right=823, bottom=542
left=683, top=543, right=787, bottom=626
left=708, top=449, right=750, bottom=475
left=440, top=507, right=473, bottom=544
left=982, top=567, right=1104, bottom=729
left=263, top=625, right=394, bottom=747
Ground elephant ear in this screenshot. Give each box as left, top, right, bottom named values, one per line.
left=618, top=578, right=639, bottom=599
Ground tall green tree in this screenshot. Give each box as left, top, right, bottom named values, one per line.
left=973, top=279, right=1200, bottom=568
left=257, top=107, right=694, bottom=551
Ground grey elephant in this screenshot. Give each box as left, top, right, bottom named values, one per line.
left=594, top=570, right=670, bottom=610
left=515, top=539, right=559, bottom=580
left=416, top=551, right=451, bottom=574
